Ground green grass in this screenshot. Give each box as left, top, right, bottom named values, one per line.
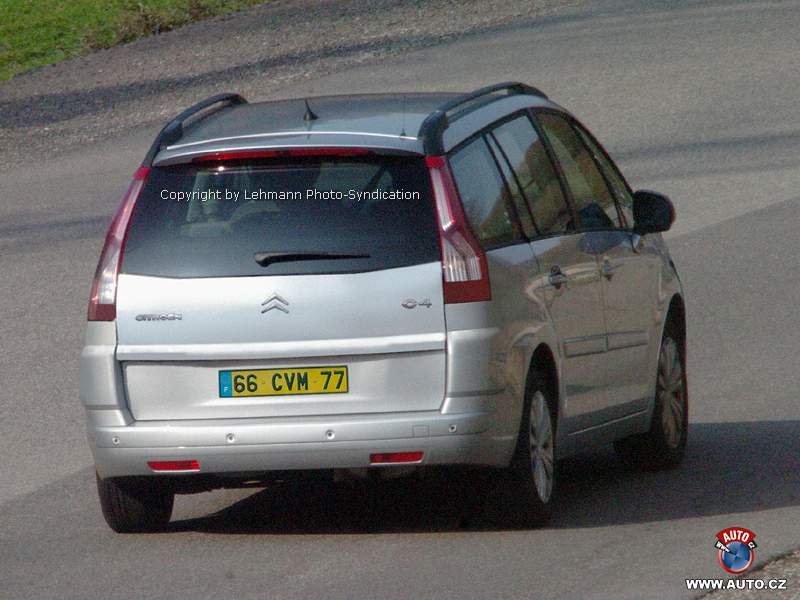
left=0, top=0, right=265, bottom=80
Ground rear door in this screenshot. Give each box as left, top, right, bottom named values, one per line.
left=535, top=111, right=652, bottom=423
left=490, top=113, right=609, bottom=434
left=115, top=154, right=447, bottom=420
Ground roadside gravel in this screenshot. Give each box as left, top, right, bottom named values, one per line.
left=705, top=550, right=800, bottom=599
left=0, top=0, right=584, bottom=168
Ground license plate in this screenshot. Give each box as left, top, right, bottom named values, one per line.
left=218, top=366, right=349, bottom=397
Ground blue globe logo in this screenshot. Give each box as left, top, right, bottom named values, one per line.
left=719, top=540, right=754, bottom=574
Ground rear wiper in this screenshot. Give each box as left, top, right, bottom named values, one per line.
left=254, top=251, right=370, bottom=267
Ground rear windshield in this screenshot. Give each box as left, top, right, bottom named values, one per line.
left=122, top=157, right=439, bottom=277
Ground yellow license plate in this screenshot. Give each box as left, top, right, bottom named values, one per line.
left=218, top=366, right=348, bottom=397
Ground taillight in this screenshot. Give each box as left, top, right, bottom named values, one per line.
left=87, top=166, right=150, bottom=321
left=425, top=156, right=491, bottom=303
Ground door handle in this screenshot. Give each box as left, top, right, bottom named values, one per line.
left=601, top=258, right=618, bottom=280
left=548, top=266, right=569, bottom=288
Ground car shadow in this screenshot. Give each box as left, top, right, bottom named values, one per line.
left=167, top=420, right=800, bottom=534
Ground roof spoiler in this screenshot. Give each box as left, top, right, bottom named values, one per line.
left=142, top=93, right=247, bottom=166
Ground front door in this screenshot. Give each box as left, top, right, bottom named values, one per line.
left=572, top=122, right=660, bottom=415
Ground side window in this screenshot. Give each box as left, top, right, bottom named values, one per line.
left=490, top=114, right=573, bottom=237
left=485, top=134, right=537, bottom=238
left=536, top=112, right=620, bottom=230
left=573, top=124, right=634, bottom=228
left=449, top=136, right=522, bottom=248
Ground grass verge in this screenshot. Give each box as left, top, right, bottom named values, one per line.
left=0, top=0, right=265, bottom=80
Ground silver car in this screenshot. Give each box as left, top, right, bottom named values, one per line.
left=81, top=83, right=687, bottom=532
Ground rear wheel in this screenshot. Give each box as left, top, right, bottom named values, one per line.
left=500, top=370, right=556, bottom=526
left=96, top=473, right=174, bottom=533
left=614, top=326, right=687, bottom=469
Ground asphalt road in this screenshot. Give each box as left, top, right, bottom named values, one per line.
left=2, top=1, right=800, bottom=598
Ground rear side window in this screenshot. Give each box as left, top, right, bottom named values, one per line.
left=490, top=115, right=573, bottom=237
left=449, top=137, right=521, bottom=248
left=536, top=113, right=620, bottom=230
left=485, top=134, right=537, bottom=238
left=122, top=157, right=440, bottom=278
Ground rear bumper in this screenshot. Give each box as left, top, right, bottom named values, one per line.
left=87, top=408, right=514, bottom=478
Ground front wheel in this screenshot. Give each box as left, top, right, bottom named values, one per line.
left=615, top=329, right=688, bottom=469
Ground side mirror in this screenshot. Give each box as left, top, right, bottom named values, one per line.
left=633, top=190, right=675, bottom=234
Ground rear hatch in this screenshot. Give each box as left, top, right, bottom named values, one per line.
left=115, top=152, right=446, bottom=420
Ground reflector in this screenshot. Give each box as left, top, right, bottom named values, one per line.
left=146, top=460, right=200, bottom=472
left=369, top=452, right=424, bottom=464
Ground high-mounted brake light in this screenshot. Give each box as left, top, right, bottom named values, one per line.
left=87, top=166, right=150, bottom=321
left=425, top=156, right=491, bottom=303
left=191, top=147, right=371, bottom=163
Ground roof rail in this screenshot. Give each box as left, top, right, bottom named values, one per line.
left=418, top=82, right=546, bottom=155
left=142, top=93, right=247, bottom=165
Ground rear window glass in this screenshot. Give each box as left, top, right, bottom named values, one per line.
left=122, top=157, right=439, bottom=277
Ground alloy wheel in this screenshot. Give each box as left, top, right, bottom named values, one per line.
left=529, top=391, right=554, bottom=502
left=658, top=337, right=685, bottom=449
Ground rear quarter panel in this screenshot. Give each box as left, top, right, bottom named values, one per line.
left=443, top=244, right=562, bottom=464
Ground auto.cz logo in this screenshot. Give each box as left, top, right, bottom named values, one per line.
left=715, top=527, right=757, bottom=574
left=684, top=527, right=788, bottom=591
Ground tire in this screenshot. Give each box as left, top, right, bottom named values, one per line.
left=614, top=325, right=688, bottom=470
left=497, top=369, right=557, bottom=527
left=96, top=473, right=174, bottom=533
